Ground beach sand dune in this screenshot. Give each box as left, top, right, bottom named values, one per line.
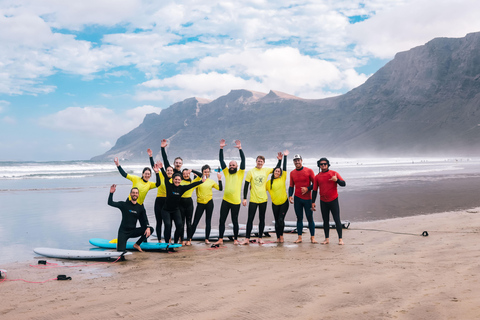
left=2, top=209, right=480, bottom=319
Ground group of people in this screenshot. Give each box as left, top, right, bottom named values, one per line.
left=107, top=139, right=346, bottom=252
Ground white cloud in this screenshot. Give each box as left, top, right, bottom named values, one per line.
left=38, top=105, right=161, bottom=138
left=2, top=116, right=16, bottom=124
left=137, top=47, right=368, bottom=100
left=100, top=141, right=113, bottom=149
left=348, top=0, right=480, bottom=59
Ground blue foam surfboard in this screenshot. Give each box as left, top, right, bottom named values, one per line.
left=89, top=238, right=182, bottom=250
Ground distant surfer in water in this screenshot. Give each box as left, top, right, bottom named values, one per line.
left=288, top=154, right=317, bottom=244
left=213, top=139, right=245, bottom=246
left=241, top=153, right=281, bottom=245
left=114, top=156, right=160, bottom=206
left=311, top=158, right=346, bottom=245
left=108, top=184, right=153, bottom=252
left=267, top=150, right=289, bottom=243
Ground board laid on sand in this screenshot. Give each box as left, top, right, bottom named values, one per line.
left=282, top=220, right=351, bottom=229
left=89, top=238, right=182, bottom=250
left=33, top=247, right=132, bottom=260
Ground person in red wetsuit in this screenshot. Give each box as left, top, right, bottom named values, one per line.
left=288, top=154, right=317, bottom=244
left=311, top=157, right=346, bottom=245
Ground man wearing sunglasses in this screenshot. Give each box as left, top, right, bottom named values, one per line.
left=311, top=158, right=346, bottom=245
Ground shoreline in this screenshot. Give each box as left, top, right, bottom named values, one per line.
left=2, top=207, right=480, bottom=319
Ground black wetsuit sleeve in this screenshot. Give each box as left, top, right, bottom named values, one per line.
left=155, top=171, right=161, bottom=187
left=139, top=206, right=149, bottom=228
left=149, top=156, right=155, bottom=169
left=274, top=158, right=281, bottom=169
left=311, top=190, right=318, bottom=203
left=218, top=180, right=223, bottom=191
left=161, top=147, right=171, bottom=168
left=108, top=193, right=121, bottom=208
left=283, top=155, right=287, bottom=172
left=239, top=149, right=245, bottom=170
left=307, top=184, right=313, bottom=191
left=337, top=179, right=346, bottom=187
left=116, top=165, right=128, bottom=178
left=219, top=148, right=226, bottom=170
left=180, top=180, right=203, bottom=194
left=192, top=170, right=202, bottom=177
left=243, top=181, right=250, bottom=200
left=288, top=186, right=294, bottom=197
left=161, top=167, right=172, bottom=194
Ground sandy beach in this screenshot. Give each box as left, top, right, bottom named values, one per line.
left=2, top=208, right=480, bottom=320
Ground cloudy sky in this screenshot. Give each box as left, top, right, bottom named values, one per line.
left=1, top=0, right=479, bottom=161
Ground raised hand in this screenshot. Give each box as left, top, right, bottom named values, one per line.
left=234, top=140, right=241, bottom=149
left=277, top=152, right=283, bottom=160
left=156, top=161, right=163, bottom=169
left=220, top=139, right=226, bottom=148
left=217, top=172, right=222, bottom=180
left=110, top=184, right=116, bottom=193
left=329, top=174, right=338, bottom=182
left=114, top=157, right=119, bottom=167
left=284, top=150, right=289, bottom=156
left=147, top=148, right=153, bottom=157
left=161, top=139, right=168, bottom=148
left=153, top=163, right=160, bottom=173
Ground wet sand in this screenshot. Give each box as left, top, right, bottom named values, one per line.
left=2, top=207, right=480, bottom=319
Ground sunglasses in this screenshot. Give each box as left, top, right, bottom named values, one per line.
left=319, top=163, right=328, bottom=166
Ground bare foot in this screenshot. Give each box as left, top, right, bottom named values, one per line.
left=321, top=239, right=330, bottom=245
left=213, top=239, right=223, bottom=246
left=240, top=239, right=250, bottom=245
left=294, top=237, right=303, bottom=243
left=339, top=239, right=344, bottom=245
left=279, top=236, right=284, bottom=243
left=133, top=244, right=144, bottom=252
left=182, top=241, right=186, bottom=246
left=311, top=236, right=318, bottom=244
left=204, top=239, right=210, bottom=244
left=276, top=238, right=281, bottom=243
left=258, top=238, right=264, bottom=244
left=185, top=240, right=191, bottom=246
left=233, top=240, right=239, bottom=245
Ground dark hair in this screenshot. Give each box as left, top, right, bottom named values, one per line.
left=270, top=167, right=283, bottom=188
left=130, top=187, right=139, bottom=193
left=201, top=164, right=211, bottom=173
left=174, top=157, right=183, bottom=163
left=317, top=157, right=330, bottom=169
left=172, top=173, right=182, bottom=180
left=256, top=155, right=265, bottom=162
left=142, top=167, right=152, bottom=174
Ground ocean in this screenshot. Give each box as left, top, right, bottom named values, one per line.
left=2, top=156, right=480, bottom=264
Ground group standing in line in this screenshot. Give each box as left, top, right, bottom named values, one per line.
left=108, top=139, right=346, bottom=251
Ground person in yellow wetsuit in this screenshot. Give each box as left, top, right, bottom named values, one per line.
left=266, top=150, right=289, bottom=243
left=241, top=153, right=281, bottom=244
left=189, top=165, right=223, bottom=244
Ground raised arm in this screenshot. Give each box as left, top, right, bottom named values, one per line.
left=219, top=139, right=227, bottom=170
left=114, top=157, right=128, bottom=178
left=108, top=184, right=121, bottom=208
left=160, top=139, right=171, bottom=168
left=283, top=150, right=289, bottom=172
left=235, top=140, right=245, bottom=170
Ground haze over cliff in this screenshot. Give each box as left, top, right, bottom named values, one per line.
left=92, top=32, right=480, bottom=161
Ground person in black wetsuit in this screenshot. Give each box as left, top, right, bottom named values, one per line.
left=107, top=184, right=154, bottom=252
left=160, top=164, right=205, bottom=244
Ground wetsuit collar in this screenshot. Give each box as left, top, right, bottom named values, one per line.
left=295, top=166, right=304, bottom=171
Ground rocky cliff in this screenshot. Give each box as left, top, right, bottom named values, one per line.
left=92, top=32, right=480, bottom=161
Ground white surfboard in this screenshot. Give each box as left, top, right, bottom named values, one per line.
left=33, top=248, right=132, bottom=260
